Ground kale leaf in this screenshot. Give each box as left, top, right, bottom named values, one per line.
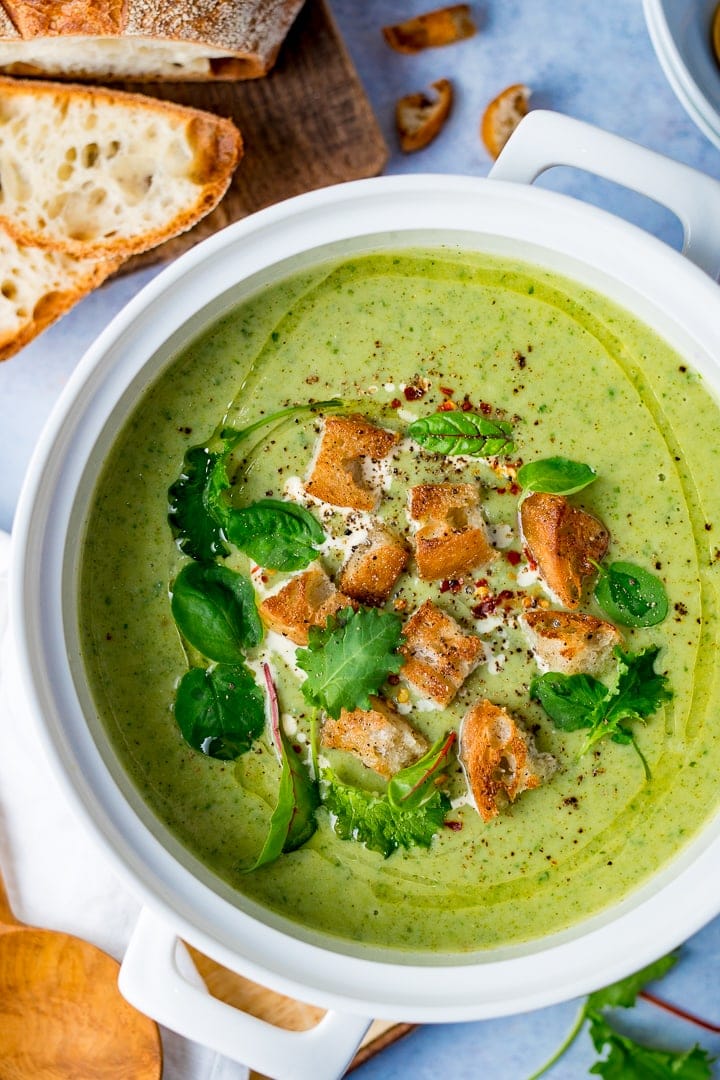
left=297, top=607, right=405, bottom=718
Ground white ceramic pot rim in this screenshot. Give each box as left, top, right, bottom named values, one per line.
left=10, top=113, right=720, bottom=1025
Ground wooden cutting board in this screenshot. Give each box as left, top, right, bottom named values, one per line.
left=118, top=0, right=388, bottom=273
left=188, top=947, right=417, bottom=1076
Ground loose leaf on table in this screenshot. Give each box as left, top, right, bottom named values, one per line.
left=587, top=953, right=678, bottom=1012
left=530, top=647, right=672, bottom=772
left=595, top=561, right=669, bottom=628
left=322, top=770, right=450, bottom=858
left=174, top=663, right=265, bottom=760
left=171, top=562, right=263, bottom=662
left=168, top=446, right=230, bottom=562
left=587, top=1014, right=713, bottom=1080
left=387, top=732, right=456, bottom=811
left=224, top=499, right=325, bottom=572
left=242, top=664, right=319, bottom=872
left=406, top=411, right=514, bottom=457
left=297, top=607, right=405, bottom=718
left=517, top=456, right=597, bottom=496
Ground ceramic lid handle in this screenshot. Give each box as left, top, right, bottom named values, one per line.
left=119, top=907, right=372, bottom=1080
left=489, top=109, right=720, bottom=281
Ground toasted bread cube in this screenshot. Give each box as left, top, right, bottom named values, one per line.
left=339, top=526, right=408, bottom=606
left=520, top=610, right=621, bottom=675
left=305, top=414, right=399, bottom=511
left=400, top=599, right=482, bottom=707
left=259, top=565, right=353, bottom=645
left=520, top=493, right=609, bottom=609
left=460, top=699, right=555, bottom=822
left=322, top=695, right=428, bottom=779
left=408, top=482, right=496, bottom=580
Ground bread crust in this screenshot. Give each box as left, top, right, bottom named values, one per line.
left=339, top=526, right=408, bottom=607
left=305, top=415, right=399, bottom=511
left=400, top=599, right=482, bottom=707
left=520, top=492, right=609, bottom=608
left=259, top=565, right=354, bottom=646
left=520, top=609, right=621, bottom=675
left=0, top=0, right=306, bottom=80
left=409, top=482, right=496, bottom=580
left=0, top=76, right=241, bottom=258
left=322, top=695, right=428, bottom=779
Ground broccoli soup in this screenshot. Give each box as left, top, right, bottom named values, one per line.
left=78, top=251, right=720, bottom=953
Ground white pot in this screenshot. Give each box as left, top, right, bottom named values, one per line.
left=9, top=112, right=720, bottom=1080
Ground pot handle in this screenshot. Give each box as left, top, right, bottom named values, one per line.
left=119, top=907, right=372, bottom=1080
left=489, top=109, right=720, bottom=280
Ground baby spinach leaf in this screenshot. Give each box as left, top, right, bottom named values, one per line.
left=243, top=663, right=318, bottom=872
left=171, top=562, right=263, bottom=663
left=595, top=561, right=669, bottom=627
left=406, top=411, right=514, bottom=457
left=531, top=647, right=671, bottom=772
left=297, top=607, right=405, bottom=718
left=387, top=732, right=456, bottom=811
left=174, top=663, right=265, bottom=760
left=168, top=446, right=230, bottom=562
left=517, top=456, right=597, bottom=495
left=587, top=1014, right=713, bottom=1079
left=224, top=499, right=325, bottom=571
left=322, top=771, right=450, bottom=858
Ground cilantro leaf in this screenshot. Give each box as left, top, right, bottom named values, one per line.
left=588, top=954, right=678, bottom=1012
left=297, top=607, right=405, bottom=718
left=588, top=1013, right=714, bottom=1079
left=322, top=771, right=450, bottom=857
left=168, top=446, right=230, bottom=562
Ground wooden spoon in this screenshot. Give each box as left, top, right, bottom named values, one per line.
left=0, top=869, right=162, bottom=1078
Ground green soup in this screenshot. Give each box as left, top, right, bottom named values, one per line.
left=79, top=250, right=720, bottom=953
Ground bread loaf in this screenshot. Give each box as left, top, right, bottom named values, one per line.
left=0, top=0, right=305, bottom=81
left=0, top=231, right=117, bottom=361
left=0, top=76, right=241, bottom=257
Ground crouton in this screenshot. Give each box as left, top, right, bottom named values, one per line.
left=259, top=565, right=354, bottom=645
left=408, top=482, right=496, bottom=580
left=322, top=695, right=428, bottom=779
left=520, top=610, right=621, bottom=675
left=339, top=526, right=408, bottom=606
left=520, top=493, right=609, bottom=608
left=400, top=599, right=482, bottom=707
left=305, top=415, right=399, bottom=511
left=460, top=699, right=555, bottom=822
left=383, top=5, right=476, bottom=54
left=396, top=78, right=453, bottom=153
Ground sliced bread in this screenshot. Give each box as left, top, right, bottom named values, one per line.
left=0, top=76, right=242, bottom=257
left=0, top=230, right=117, bottom=361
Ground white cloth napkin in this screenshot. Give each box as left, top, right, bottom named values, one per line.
left=0, top=529, right=248, bottom=1080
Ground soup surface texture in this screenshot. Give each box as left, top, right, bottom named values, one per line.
left=79, top=250, right=720, bottom=954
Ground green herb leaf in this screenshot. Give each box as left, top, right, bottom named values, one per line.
left=595, top=561, right=669, bottom=627
left=387, top=733, right=456, bottom=811
left=297, top=607, right=405, bottom=718
left=242, top=664, right=319, bottom=872
left=406, top=411, right=514, bottom=457
left=587, top=954, right=678, bottom=1012
left=171, top=562, right=263, bottom=662
left=323, top=771, right=450, bottom=857
left=174, top=663, right=265, bottom=759
left=531, top=647, right=671, bottom=769
left=168, top=446, right=230, bottom=562
left=517, top=455, right=597, bottom=495
left=530, top=671, right=608, bottom=732
left=587, top=1013, right=714, bottom=1079
left=225, top=499, right=325, bottom=571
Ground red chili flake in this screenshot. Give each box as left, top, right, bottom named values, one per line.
left=261, top=574, right=269, bottom=584
left=497, top=589, right=515, bottom=603
left=443, top=820, right=463, bottom=832
left=440, top=578, right=463, bottom=594
left=437, top=400, right=456, bottom=412
left=387, top=674, right=401, bottom=686
left=475, top=578, right=488, bottom=588
left=293, top=745, right=302, bottom=754
left=509, top=481, right=521, bottom=495
left=390, top=397, right=402, bottom=409
left=505, top=550, right=522, bottom=566
left=460, top=398, right=474, bottom=412
left=472, top=597, right=499, bottom=618
left=439, top=386, right=454, bottom=397
left=404, top=385, right=425, bottom=401
left=479, top=401, right=492, bottom=415
left=495, top=487, right=506, bottom=495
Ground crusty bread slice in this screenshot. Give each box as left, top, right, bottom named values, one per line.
left=0, top=76, right=241, bottom=257
left=0, top=0, right=305, bottom=82
left=0, top=228, right=117, bottom=361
